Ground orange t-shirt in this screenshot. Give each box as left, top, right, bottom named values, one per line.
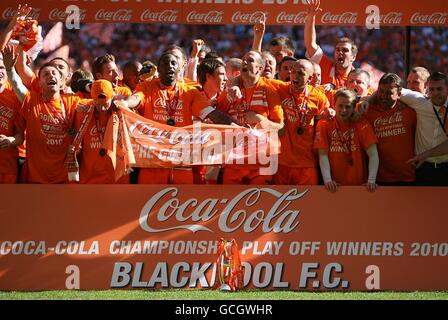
left=217, top=76, right=284, bottom=126
left=74, top=108, right=129, bottom=184
left=20, top=93, right=82, bottom=183
left=319, top=55, right=348, bottom=89
left=264, top=78, right=285, bottom=91
left=363, top=101, right=417, bottom=182
left=0, top=91, right=24, bottom=175
left=314, top=118, right=378, bottom=185
left=135, top=78, right=209, bottom=126
left=276, top=84, right=329, bottom=167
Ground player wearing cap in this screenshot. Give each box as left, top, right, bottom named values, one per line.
left=70, top=80, right=129, bottom=184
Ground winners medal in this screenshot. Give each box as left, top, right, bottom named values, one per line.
left=296, top=126, right=305, bottom=135
left=99, top=148, right=107, bottom=157
left=347, top=156, right=354, bottom=166
left=167, top=118, right=175, bottom=126
left=68, top=127, right=77, bottom=137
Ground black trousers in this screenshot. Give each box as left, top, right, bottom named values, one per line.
left=416, top=162, right=448, bottom=186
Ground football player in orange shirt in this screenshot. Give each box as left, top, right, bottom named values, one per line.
left=314, top=89, right=379, bottom=192
left=6, top=53, right=83, bottom=183
left=363, top=73, right=417, bottom=185
left=273, top=59, right=331, bottom=185
left=196, top=58, right=228, bottom=184
left=216, top=50, right=284, bottom=185
left=92, top=54, right=132, bottom=97
left=71, top=80, right=129, bottom=184
left=115, top=52, right=230, bottom=184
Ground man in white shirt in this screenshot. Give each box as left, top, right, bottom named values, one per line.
left=399, top=71, right=448, bottom=186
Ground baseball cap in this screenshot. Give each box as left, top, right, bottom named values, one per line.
left=91, top=80, right=114, bottom=100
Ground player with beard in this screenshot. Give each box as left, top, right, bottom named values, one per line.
left=314, top=89, right=378, bottom=192
left=114, top=52, right=233, bottom=184
left=215, top=50, right=284, bottom=185
left=70, top=54, right=133, bottom=99
left=273, top=59, right=331, bottom=185
left=5, top=45, right=85, bottom=183
left=304, top=0, right=357, bottom=89
left=363, top=73, right=417, bottom=185
left=92, top=54, right=132, bottom=97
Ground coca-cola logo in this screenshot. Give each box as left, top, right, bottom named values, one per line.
left=140, top=9, right=178, bottom=22
left=95, top=9, right=133, bottom=22
left=410, top=12, right=447, bottom=25
left=2, top=7, right=40, bottom=20
left=379, top=12, right=403, bottom=24
left=331, top=128, right=355, bottom=141
left=128, top=121, right=211, bottom=145
left=276, top=11, right=307, bottom=24
left=49, top=8, right=87, bottom=21
left=321, top=11, right=358, bottom=24
left=139, top=187, right=306, bottom=233
left=373, top=111, right=403, bottom=127
left=231, top=11, right=268, bottom=24
left=186, top=10, right=224, bottom=23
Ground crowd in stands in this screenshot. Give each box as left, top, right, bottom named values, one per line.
left=30, top=23, right=448, bottom=80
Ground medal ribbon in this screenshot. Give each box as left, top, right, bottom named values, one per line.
left=160, top=81, right=179, bottom=120
left=66, top=104, right=95, bottom=182
left=45, top=98, right=68, bottom=127
left=234, top=84, right=253, bottom=126
left=290, top=84, right=310, bottom=128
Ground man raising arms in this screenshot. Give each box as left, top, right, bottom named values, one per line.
left=216, top=50, right=284, bottom=185
left=304, top=0, right=357, bottom=89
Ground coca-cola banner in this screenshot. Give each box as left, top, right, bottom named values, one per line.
left=0, top=185, right=446, bottom=290
left=102, top=105, right=280, bottom=182
left=1, top=0, right=447, bottom=26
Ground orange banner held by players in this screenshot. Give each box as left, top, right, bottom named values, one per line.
left=103, top=106, right=279, bottom=180
left=0, top=185, right=447, bottom=291
left=1, top=0, right=447, bottom=26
